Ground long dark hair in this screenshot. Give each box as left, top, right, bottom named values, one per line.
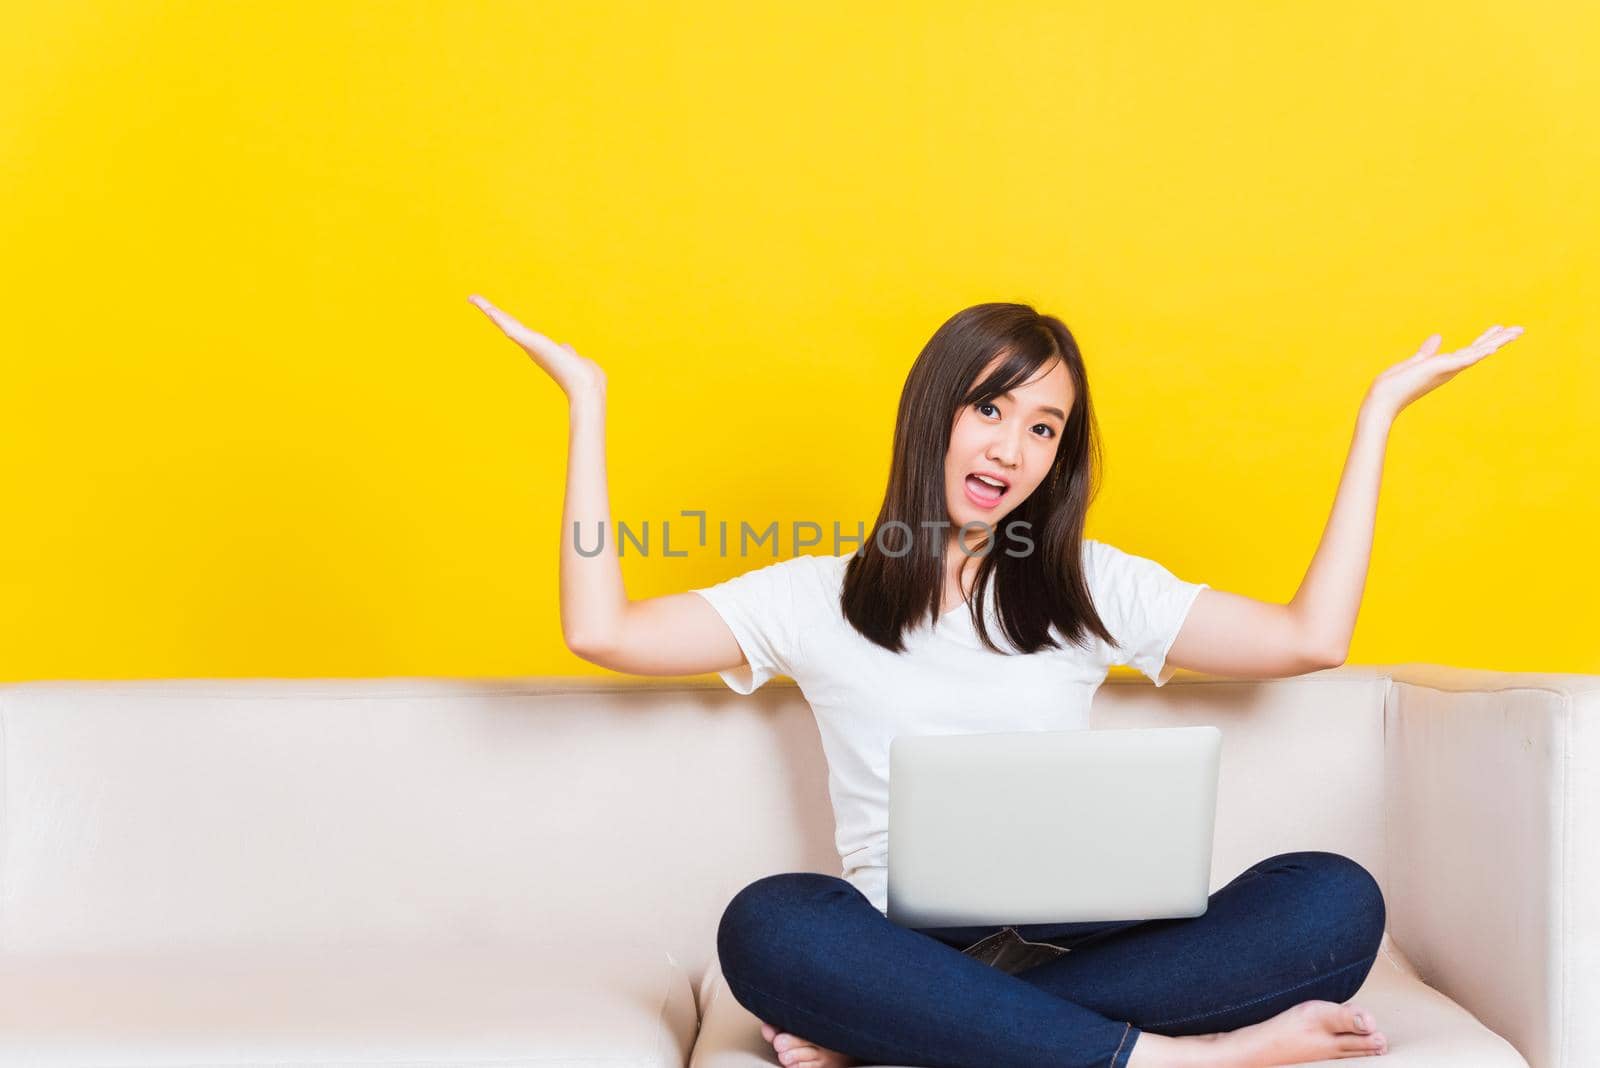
left=840, top=302, right=1117, bottom=656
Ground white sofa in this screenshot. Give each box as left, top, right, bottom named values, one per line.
left=0, top=664, right=1594, bottom=1067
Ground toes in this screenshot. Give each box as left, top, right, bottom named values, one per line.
left=1292, top=999, right=1357, bottom=1032
left=1338, top=1033, right=1388, bottom=1056
left=773, top=1034, right=819, bottom=1062
left=766, top=1029, right=851, bottom=1068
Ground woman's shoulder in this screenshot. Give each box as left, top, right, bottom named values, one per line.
left=696, top=551, right=852, bottom=604
left=795, top=551, right=854, bottom=592
left=743, top=551, right=852, bottom=577
left=1079, top=537, right=1186, bottom=588
left=787, top=552, right=854, bottom=616
left=765, top=551, right=853, bottom=574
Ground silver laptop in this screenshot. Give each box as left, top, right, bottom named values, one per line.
left=886, top=725, right=1221, bottom=928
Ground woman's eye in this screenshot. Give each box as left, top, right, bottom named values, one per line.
left=976, top=402, right=1052, bottom=438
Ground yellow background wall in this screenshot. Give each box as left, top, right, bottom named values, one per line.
left=2, top=2, right=1595, bottom=682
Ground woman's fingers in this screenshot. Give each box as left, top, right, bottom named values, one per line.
left=1457, top=324, right=1503, bottom=358
left=1399, top=323, right=1520, bottom=373
left=469, top=293, right=570, bottom=366
left=468, top=293, right=607, bottom=398
left=1389, top=333, right=1442, bottom=374
left=469, top=294, right=529, bottom=343
left=1377, top=323, right=1523, bottom=397
left=468, top=293, right=539, bottom=345
left=468, top=293, right=517, bottom=331
left=468, top=294, right=562, bottom=354
left=1367, top=322, right=1524, bottom=418
left=1455, top=324, right=1523, bottom=364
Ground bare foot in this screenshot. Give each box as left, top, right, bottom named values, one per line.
left=760, top=1019, right=860, bottom=1068
left=1128, top=1000, right=1387, bottom=1067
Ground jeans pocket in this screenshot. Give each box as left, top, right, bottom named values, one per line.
left=960, top=927, right=1071, bottom=975
left=958, top=928, right=1014, bottom=962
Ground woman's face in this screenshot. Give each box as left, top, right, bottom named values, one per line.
left=944, top=355, right=1074, bottom=539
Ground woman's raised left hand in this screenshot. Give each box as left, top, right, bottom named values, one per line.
left=1363, top=324, right=1525, bottom=423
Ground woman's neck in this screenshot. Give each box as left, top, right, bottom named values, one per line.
left=941, top=535, right=985, bottom=613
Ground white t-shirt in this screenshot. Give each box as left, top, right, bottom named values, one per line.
left=690, top=539, right=1209, bottom=916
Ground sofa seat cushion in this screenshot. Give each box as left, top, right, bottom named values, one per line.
left=687, top=936, right=1527, bottom=1067
left=0, top=940, right=697, bottom=1067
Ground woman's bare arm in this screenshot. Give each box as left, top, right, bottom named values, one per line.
left=468, top=294, right=748, bottom=677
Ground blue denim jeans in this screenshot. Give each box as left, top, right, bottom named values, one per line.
left=716, top=850, right=1386, bottom=1068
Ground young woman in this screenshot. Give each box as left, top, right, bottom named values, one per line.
left=469, top=294, right=1522, bottom=1068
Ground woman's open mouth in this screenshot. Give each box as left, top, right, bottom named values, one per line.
left=963, top=473, right=1009, bottom=509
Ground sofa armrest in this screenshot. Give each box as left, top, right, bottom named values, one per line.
left=1381, top=664, right=1600, bottom=1068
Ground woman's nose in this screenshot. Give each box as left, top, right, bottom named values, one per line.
left=988, top=438, right=1021, bottom=468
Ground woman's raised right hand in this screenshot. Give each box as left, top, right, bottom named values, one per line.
left=468, top=294, right=606, bottom=400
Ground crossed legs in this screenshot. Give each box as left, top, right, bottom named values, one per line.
left=716, top=851, right=1388, bottom=1068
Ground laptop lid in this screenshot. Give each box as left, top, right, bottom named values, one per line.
left=886, top=725, right=1221, bottom=928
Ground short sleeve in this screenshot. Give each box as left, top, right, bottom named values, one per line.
left=1083, top=539, right=1210, bottom=687
left=689, top=555, right=810, bottom=694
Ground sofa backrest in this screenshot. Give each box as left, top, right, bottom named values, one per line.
left=0, top=668, right=1391, bottom=994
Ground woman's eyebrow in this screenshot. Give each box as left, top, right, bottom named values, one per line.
left=995, top=390, right=1066, bottom=421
